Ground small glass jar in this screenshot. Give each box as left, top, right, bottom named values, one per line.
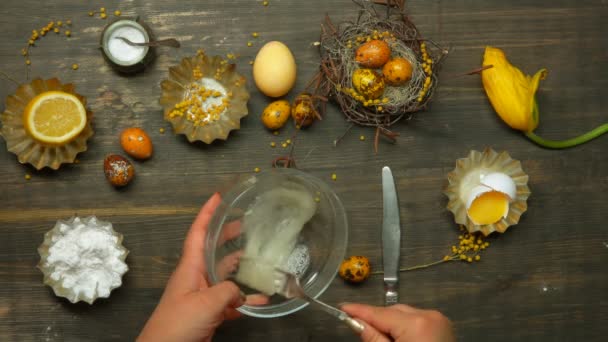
left=100, top=18, right=155, bottom=73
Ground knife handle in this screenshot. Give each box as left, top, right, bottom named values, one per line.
left=384, top=282, right=399, bottom=306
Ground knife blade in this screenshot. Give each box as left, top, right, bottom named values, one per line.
left=382, top=166, right=401, bottom=306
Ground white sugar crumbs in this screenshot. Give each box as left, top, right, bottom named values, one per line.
left=44, top=217, right=128, bottom=300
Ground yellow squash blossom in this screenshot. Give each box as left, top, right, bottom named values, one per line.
left=481, top=46, right=607, bottom=149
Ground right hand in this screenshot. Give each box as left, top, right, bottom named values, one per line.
left=341, top=303, right=455, bottom=342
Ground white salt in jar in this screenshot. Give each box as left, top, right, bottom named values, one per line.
left=100, top=19, right=154, bottom=73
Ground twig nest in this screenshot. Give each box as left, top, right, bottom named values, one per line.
left=318, top=2, right=446, bottom=128
left=444, top=148, right=531, bottom=236
left=37, top=216, right=129, bottom=304
left=0, top=78, right=94, bottom=170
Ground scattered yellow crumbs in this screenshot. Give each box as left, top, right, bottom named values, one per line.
left=249, top=60, right=254, bottom=65
left=159, top=128, right=165, bottom=134
left=314, top=197, right=320, bottom=203
left=72, top=63, right=79, bottom=70
left=263, top=1, right=269, bottom=6
left=331, top=173, right=337, bottom=181
left=254, top=167, right=261, bottom=173
left=168, top=66, right=232, bottom=127
left=247, top=41, right=253, bottom=47
left=25, top=59, right=31, bottom=65
left=281, top=143, right=287, bottom=148
left=65, top=30, right=71, bottom=37
left=286, top=139, right=292, bottom=144
left=86, top=7, right=118, bottom=20
left=24, top=174, right=31, bottom=180
left=359, top=135, right=365, bottom=141
left=252, top=32, right=259, bottom=38
left=273, top=131, right=279, bottom=136
left=270, top=142, right=276, bottom=147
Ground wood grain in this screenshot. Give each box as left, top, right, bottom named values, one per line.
left=1, top=0, right=607, bottom=341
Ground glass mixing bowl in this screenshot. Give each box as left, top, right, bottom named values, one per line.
left=205, top=168, right=348, bottom=318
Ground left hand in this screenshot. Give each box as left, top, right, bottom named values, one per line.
left=138, top=193, right=265, bottom=342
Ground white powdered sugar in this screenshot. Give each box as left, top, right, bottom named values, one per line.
left=107, top=26, right=146, bottom=63
left=42, top=217, right=128, bottom=302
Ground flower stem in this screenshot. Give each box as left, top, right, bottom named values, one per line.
left=524, top=123, right=608, bottom=149
left=398, top=258, right=452, bottom=272
left=370, top=256, right=458, bottom=275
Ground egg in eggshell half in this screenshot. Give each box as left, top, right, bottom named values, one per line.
left=444, top=148, right=531, bottom=236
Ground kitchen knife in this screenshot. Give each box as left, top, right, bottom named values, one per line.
left=382, top=166, right=401, bottom=306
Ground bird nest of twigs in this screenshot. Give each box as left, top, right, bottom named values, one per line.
left=310, top=0, right=447, bottom=152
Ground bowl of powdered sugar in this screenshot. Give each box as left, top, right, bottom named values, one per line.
left=37, top=216, right=129, bottom=304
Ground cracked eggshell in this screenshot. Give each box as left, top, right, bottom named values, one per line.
left=465, top=185, right=495, bottom=209
left=444, top=148, right=531, bottom=236
left=480, top=172, right=516, bottom=200
left=465, top=172, right=517, bottom=214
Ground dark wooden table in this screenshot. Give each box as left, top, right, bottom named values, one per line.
left=1, top=0, right=607, bottom=341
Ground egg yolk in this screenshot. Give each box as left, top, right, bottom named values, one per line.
left=467, top=191, right=509, bottom=225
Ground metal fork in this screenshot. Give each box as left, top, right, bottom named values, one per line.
left=275, top=268, right=364, bottom=333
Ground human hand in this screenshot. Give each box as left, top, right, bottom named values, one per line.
left=342, top=303, right=455, bottom=342
left=138, top=193, right=265, bottom=342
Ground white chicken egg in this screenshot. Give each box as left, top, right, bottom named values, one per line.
left=466, top=172, right=516, bottom=225
left=253, top=41, right=297, bottom=98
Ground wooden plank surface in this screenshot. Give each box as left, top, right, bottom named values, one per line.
left=1, top=0, right=607, bottom=341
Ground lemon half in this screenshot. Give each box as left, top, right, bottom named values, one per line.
left=24, top=91, right=87, bottom=145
